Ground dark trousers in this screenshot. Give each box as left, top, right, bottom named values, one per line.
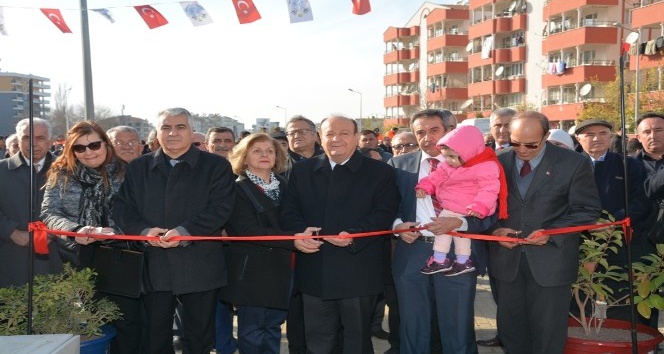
left=215, top=300, right=237, bottom=354
left=237, top=305, right=288, bottom=354
left=302, top=293, right=376, bottom=354
left=371, top=293, right=386, bottom=332
left=496, top=257, right=571, bottom=354
left=287, top=290, right=307, bottom=354
left=384, top=283, right=400, bottom=351
left=144, top=289, right=218, bottom=354
left=106, top=293, right=143, bottom=354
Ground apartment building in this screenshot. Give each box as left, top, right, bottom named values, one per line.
left=384, top=0, right=663, bottom=129
left=0, top=72, right=50, bottom=135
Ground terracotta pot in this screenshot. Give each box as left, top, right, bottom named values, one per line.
left=565, top=318, right=663, bottom=354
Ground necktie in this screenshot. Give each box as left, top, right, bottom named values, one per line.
left=427, top=158, right=443, bottom=215
left=170, top=159, right=181, bottom=167
left=520, top=161, right=531, bottom=177
left=34, top=163, right=42, bottom=173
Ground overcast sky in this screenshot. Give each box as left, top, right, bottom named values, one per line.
left=0, top=0, right=455, bottom=126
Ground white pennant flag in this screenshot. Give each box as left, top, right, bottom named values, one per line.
left=92, top=9, right=115, bottom=23
left=0, top=8, right=8, bottom=36
left=287, top=0, right=313, bottom=23
left=180, top=1, right=213, bottom=27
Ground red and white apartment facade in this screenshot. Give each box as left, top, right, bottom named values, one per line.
left=383, top=0, right=664, bottom=129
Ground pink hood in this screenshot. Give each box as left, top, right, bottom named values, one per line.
left=436, top=125, right=485, bottom=162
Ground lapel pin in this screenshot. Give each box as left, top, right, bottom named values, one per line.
left=546, top=171, right=551, bottom=176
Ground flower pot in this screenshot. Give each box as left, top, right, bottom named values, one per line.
left=565, top=318, right=663, bottom=354
left=80, top=325, right=116, bottom=354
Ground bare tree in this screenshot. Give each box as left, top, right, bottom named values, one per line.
left=50, top=84, right=74, bottom=136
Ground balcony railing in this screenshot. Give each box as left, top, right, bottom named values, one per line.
left=430, top=29, right=467, bottom=38
left=567, top=58, right=616, bottom=67
left=632, top=0, right=664, bottom=8
left=431, top=55, right=466, bottom=64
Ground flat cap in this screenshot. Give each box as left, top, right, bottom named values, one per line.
left=575, top=119, right=613, bottom=135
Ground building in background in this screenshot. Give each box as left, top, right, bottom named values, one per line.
left=192, top=114, right=245, bottom=138
left=384, top=0, right=663, bottom=130
left=0, top=72, right=50, bottom=135
left=97, top=115, right=155, bottom=141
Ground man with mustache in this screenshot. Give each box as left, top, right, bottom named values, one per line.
left=206, top=127, right=236, bottom=158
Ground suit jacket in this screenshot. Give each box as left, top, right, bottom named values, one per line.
left=489, top=143, right=601, bottom=287
left=221, top=174, right=295, bottom=309
left=281, top=150, right=400, bottom=300
left=113, top=147, right=236, bottom=295
left=388, top=150, right=492, bottom=275
left=0, top=152, right=63, bottom=287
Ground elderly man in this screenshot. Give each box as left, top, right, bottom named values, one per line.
left=107, top=126, right=143, bottom=163
left=389, top=109, right=492, bottom=354
left=114, top=107, right=236, bottom=354
left=359, top=129, right=392, bottom=162
left=391, top=132, right=418, bottom=156
left=0, top=118, right=63, bottom=287
left=490, top=111, right=600, bottom=354
left=205, top=127, right=236, bottom=158
left=489, top=108, right=516, bottom=150
left=282, top=115, right=400, bottom=354
left=192, top=132, right=207, bottom=152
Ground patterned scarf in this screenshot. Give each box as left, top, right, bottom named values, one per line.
left=246, top=170, right=281, bottom=202
left=74, top=162, right=115, bottom=227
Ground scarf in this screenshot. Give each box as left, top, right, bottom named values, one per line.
left=74, top=162, right=114, bottom=227
left=246, top=170, right=281, bottom=202
left=464, top=147, right=509, bottom=219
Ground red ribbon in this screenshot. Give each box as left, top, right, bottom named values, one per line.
left=27, top=219, right=629, bottom=255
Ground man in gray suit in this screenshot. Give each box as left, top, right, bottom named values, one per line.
left=490, top=111, right=601, bottom=354
left=0, top=118, right=63, bottom=287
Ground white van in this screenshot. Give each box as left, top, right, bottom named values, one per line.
left=457, top=118, right=490, bottom=134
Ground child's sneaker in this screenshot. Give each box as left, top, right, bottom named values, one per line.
left=445, top=259, right=476, bottom=276
left=420, top=257, right=453, bottom=274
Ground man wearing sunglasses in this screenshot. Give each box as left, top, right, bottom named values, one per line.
left=391, top=132, right=418, bottom=157
left=489, top=111, right=601, bottom=354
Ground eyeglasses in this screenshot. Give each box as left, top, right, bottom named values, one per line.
left=112, top=140, right=140, bottom=147
left=192, top=142, right=203, bottom=147
left=392, top=143, right=418, bottom=150
left=72, top=141, right=104, bottom=153
left=509, top=138, right=544, bottom=150
left=286, top=129, right=313, bottom=137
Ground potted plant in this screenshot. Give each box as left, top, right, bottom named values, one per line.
left=0, top=264, right=121, bottom=354
left=566, top=212, right=664, bottom=353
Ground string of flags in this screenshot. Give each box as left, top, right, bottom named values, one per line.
left=0, top=0, right=372, bottom=35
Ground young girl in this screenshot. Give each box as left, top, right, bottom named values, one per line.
left=415, top=125, right=508, bottom=276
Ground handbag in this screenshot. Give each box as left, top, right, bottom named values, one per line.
left=92, top=245, right=144, bottom=298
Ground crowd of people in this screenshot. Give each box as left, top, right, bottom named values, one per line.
left=0, top=107, right=663, bottom=354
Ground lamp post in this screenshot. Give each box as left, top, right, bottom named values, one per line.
left=348, top=88, right=363, bottom=129
left=613, top=22, right=641, bottom=132
left=275, top=106, right=287, bottom=127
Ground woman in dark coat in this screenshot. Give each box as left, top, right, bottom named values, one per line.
left=223, top=133, right=315, bottom=354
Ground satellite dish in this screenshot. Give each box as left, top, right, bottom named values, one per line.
left=579, top=83, right=592, bottom=97
left=408, top=63, right=415, bottom=71
left=508, top=1, right=517, bottom=12
left=465, top=42, right=473, bottom=52
left=625, top=31, right=640, bottom=45
left=460, top=99, right=473, bottom=110
left=495, top=66, right=504, bottom=77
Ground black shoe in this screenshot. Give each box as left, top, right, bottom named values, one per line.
left=476, top=335, right=502, bottom=347
left=372, top=328, right=390, bottom=340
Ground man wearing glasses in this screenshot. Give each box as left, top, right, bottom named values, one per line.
left=107, top=126, right=143, bottom=163
left=489, top=111, right=600, bottom=354
left=391, top=132, right=418, bottom=156
left=284, top=116, right=323, bottom=179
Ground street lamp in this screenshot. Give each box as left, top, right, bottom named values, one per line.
left=348, top=88, right=363, bottom=129
left=275, top=106, right=287, bottom=127
left=613, top=22, right=641, bottom=131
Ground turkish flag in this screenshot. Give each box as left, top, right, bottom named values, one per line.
left=231, top=0, right=261, bottom=24
left=134, top=5, right=169, bottom=29
left=40, top=9, right=72, bottom=33
left=351, top=0, right=371, bottom=15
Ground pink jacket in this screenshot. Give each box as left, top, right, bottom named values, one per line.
left=416, top=126, right=500, bottom=218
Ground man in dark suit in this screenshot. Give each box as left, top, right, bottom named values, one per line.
left=489, top=108, right=516, bottom=151
left=490, top=111, right=601, bottom=354
left=281, top=115, right=400, bottom=354
left=114, top=107, right=236, bottom=354
left=389, top=109, right=492, bottom=354
left=0, top=118, right=63, bottom=287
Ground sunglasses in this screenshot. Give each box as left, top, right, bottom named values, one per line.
left=392, top=143, right=417, bottom=150
left=509, top=141, right=542, bottom=149
left=72, top=141, right=104, bottom=153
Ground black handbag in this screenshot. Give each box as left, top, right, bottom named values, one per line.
left=92, top=245, right=144, bottom=298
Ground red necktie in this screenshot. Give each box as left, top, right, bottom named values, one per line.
left=520, top=161, right=531, bottom=177
left=427, top=158, right=443, bottom=215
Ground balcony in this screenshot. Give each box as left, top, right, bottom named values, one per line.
left=428, top=34, right=469, bottom=51
left=468, top=80, right=495, bottom=97
left=469, top=13, right=526, bottom=39
left=629, top=51, right=664, bottom=71
left=543, top=26, right=618, bottom=52
left=428, top=60, right=468, bottom=76
left=541, top=102, right=585, bottom=121
left=426, top=7, right=468, bottom=24
left=468, top=45, right=525, bottom=67
left=544, top=0, right=619, bottom=17
left=542, top=61, right=615, bottom=87
left=384, top=94, right=420, bottom=108
left=384, top=48, right=420, bottom=64
left=426, top=87, right=468, bottom=102
left=384, top=26, right=420, bottom=41
left=631, top=0, right=664, bottom=29
left=470, top=0, right=497, bottom=8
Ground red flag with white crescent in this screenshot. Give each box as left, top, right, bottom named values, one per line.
left=134, top=5, right=169, bottom=29
left=40, top=9, right=72, bottom=33
left=351, top=0, right=371, bottom=15
left=231, top=0, right=261, bottom=24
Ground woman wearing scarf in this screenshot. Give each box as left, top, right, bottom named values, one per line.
left=41, top=121, right=141, bottom=354
left=222, top=133, right=315, bottom=354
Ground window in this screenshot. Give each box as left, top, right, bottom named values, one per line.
left=583, top=13, right=597, bottom=26
left=581, top=50, right=595, bottom=65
